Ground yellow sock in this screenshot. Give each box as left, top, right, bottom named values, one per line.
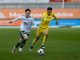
left=42, top=35, right=47, bottom=45
left=32, top=38, right=37, bottom=45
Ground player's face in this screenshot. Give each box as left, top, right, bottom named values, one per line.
left=25, top=11, right=31, bottom=17
left=47, top=10, right=52, bottom=15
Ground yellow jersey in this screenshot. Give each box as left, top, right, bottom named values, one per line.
left=39, top=12, right=55, bottom=29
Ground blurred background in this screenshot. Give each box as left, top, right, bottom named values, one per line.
left=0, top=1, right=80, bottom=60
left=0, top=0, right=80, bottom=27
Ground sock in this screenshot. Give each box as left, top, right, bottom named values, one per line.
left=41, top=44, right=45, bottom=49
left=42, top=35, right=47, bottom=45
left=15, top=42, right=21, bottom=48
left=30, top=45, right=34, bottom=49
left=41, top=35, right=47, bottom=49
left=20, top=40, right=26, bottom=48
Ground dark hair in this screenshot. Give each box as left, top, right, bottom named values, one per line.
left=47, top=7, right=52, bottom=10
left=25, top=9, right=31, bottom=12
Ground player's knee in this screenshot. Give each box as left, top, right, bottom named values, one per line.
left=44, top=33, right=48, bottom=36
left=44, top=31, right=48, bottom=35
left=23, top=35, right=28, bottom=40
left=24, top=36, right=28, bottom=40
left=46, top=34, right=48, bottom=36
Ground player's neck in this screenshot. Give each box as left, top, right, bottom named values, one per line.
left=47, top=14, right=51, bottom=16
left=47, top=12, right=51, bottom=16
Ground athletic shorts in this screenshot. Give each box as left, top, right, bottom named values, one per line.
left=36, top=27, right=48, bottom=37
left=20, top=31, right=30, bottom=39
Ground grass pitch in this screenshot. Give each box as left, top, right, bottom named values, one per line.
left=0, top=28, right=80, bottom=60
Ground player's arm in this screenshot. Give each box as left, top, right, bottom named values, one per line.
left=52, top=14, right=58, bottom=25
left=9, top=16, right=21, bottom=23
left=31, top=18, right=37, bottom=30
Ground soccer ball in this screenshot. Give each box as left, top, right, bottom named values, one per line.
left=37, top=48, right=44, bottom=55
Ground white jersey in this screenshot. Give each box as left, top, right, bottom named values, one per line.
left=12, top=15, right=34, bottom=33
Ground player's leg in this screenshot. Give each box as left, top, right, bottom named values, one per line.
left=30, top=28, right=42, bottom=51
left=32, top=33, right=41, bottom=45
left=12, top=38, right=22, bottom=53
left=14, top=31, right=27, bottom=48
left=19, top=31, right=29, bottom=52
left=12, top=31, right=24, bottom=53
left=12, top=31, right=29, bottom=53
left=15, top=38, right=21, bottom=48
left=41, top=29, right=48, bottom=49
left=20, top=34, right=29, bottom=48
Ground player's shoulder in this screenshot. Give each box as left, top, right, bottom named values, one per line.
left=42, top=12, right=47, bottom=17
left=51, top=12, right=55, bottom=15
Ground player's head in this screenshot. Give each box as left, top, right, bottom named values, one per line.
left=47, top=7, right=52, bottom=15
left=25, top=8, right=31, bottom=17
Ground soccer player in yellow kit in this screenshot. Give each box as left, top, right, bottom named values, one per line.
left=30, top=7, right=58, bottom=51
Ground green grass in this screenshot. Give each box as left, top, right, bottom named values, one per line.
left=0, top=28, right=80, bottom=60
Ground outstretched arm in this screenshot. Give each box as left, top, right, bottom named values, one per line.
left=9, top=16, right=21, bottom=23
left=52, top=14, right=58, bottom=25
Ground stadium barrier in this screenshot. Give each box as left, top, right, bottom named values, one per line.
left=0, top=9, right=80, bottom=27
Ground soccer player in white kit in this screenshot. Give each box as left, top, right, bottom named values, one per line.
left=9, top=9, right=35, bottom=53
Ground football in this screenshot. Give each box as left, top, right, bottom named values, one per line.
left=37, top=48, right=44, bottom=55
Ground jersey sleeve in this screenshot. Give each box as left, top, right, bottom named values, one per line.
left=11, top=16, right=21, bottom=22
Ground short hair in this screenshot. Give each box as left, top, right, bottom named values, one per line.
left=47, top=7, right=52, bottom=10
left=25, top=9, right=31, bottom=12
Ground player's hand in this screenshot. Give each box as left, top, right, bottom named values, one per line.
left=9, top=21, right=13, bottom=23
